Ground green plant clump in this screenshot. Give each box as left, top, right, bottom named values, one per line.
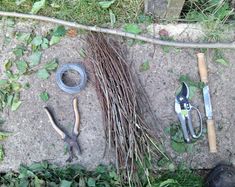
left=0, top=0, right=144, bottom=26
left=0, top=161, right=121, bottom=186
left=152, top=168, right=203, bottom=187
left=0, top=161, right=204, bottom=187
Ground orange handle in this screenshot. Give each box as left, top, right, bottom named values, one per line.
left=207, top=119, right=217, bottom=153
left=44, top=107, right=66, bottom=139
left=197, top=53, right=208, bottom=83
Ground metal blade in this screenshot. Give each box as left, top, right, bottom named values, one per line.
left=203, top=86, right=213, bottom=119
left=178, top=82, right=189, bottom=99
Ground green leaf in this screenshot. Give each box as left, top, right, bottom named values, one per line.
left=16, top=33, right=31, bottom=43
left=39, top=91, right=49, bottom=102
left=11, top=100, right=22, bottom=111
left=41, top=38, right=49, bottom=49
left=109, top=171, right=118, bottom=180
left=139, top=60, right=150, bottom=72
left=30, top=0, right=46, bottom=14
left=34, top=176, right=44, bottom=187
left=215, top=58, right=229, bottom=66
left=7, top=95, right=14, bottom=106
left=179, top=75, right=204, bottom=89
left=23, top=82, right=30, bottom=90
left=16, top=60, right=28, bottom=74
left=59, top=180, right=72, bottom=187
left=0, top=145, right=4, bottom=161
left=49, top=36, right=61, bottom=46
left=109, top=9, right=116, bottom=27
left=31, top=36, right=43, bottom=46
left=5, top=71, right=19, bottom=81
left=159, top=179, right=179, bottom=187
left=11, top=82, right=22, bottom=92
left=0, top=79, right=9, bottom=88
left=44, top=59, right=58, bottom=71
left=87, top=178, right=96, bottom=187
left=124, top=24, right=142, bottom=34
left=188, top=85, right=197, bottom=100
left=28, top=51, right=42, bottom=67
left=4, top=60, right=12, bottom=71
left=171, top=141, right=186, bottom=153
left=53, top=26, right=66, bottom=37
left=28, top=162, right=46, bottom=172
left=98, top=0, right=115, bottom=9
left=37, top=69, right=50, bottom=80
left=0, top=131, right=11, bottom=141
left=13, top=46, right=25, bottom=57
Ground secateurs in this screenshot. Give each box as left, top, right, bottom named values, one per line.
left=44, top=97, right=81, bottom=162
left=175, top=82, right=203, bottom=143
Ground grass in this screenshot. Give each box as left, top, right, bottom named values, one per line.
left=182, top=0, right=234, bottom=41
left=153, top=168, right=203, bottom=187
left=0, top=0, right=144, bottom=26
left=1, top=0, right=234, bottom=42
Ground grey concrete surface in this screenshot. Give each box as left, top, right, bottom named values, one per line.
left=0, top=20, right=234, bottom=171
left=129, top=45, right=235, bottom=169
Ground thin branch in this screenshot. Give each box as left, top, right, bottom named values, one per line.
left=0, top=11, right=235, bottom=49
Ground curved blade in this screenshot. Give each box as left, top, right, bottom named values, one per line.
left=178, top=82, right=189, bottom=99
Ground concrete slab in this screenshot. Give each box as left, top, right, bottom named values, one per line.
left=128, top=45, right=235, bottom=169
left=0, top=19, right=234, bottom=171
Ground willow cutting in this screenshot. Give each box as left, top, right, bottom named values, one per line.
left=87, top=33, right=168, bottom=186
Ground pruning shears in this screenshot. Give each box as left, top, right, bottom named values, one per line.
left=175, top=82, right=203, bottom=143
left=44, top=97, right=81, bottom=162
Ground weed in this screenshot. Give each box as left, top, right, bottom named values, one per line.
left=0, top=161, right=121, bottom=186
left=152, top=167, right=203, bottom=187
left=164, top=123, right=197, bottom=154
left=183, top=0, right=234, bottom=41
left=0, top=161, right=204, bottom=187
left=213, top=49, right=230, bottom=66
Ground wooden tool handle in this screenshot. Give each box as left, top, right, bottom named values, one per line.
left=197, top=53, right=208, bottom=83
left=73, top=97, right=80, bottom=135
left=207, top=119, right=217, bottom=153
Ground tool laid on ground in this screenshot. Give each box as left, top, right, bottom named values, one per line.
left=197, top=53, right=217, bottom=153
left=175, top=82, right=203, bottom=143
left=44, top=97, right=81, bottom=162
left=56, top=63, right=87, bottom=94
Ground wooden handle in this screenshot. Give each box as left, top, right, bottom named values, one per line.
left=207, top=119, right=217, bottom=153
left=197, top=53, right=208, bottom=83
left=73, top=97, right=80, bottom=135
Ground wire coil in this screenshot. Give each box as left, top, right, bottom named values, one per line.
left=56, top=63, right=87, bottom=94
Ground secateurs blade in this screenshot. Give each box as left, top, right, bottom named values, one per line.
left=44, top=97, right=81, bottom=162
left=175, top=82, right=203, bottom=143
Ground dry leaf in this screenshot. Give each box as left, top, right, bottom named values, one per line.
left=67, top=28, right=78, bottom=38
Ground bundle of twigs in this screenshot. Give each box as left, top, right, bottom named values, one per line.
left=87, top=33, right=167, bottom=186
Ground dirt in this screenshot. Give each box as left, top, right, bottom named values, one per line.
left=0, top=19, right=234, bottom=172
